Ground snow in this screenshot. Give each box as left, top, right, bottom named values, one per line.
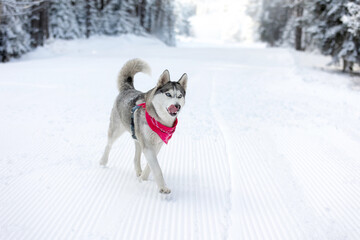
left=185, top=0, right=255, bottom=43
left=1, top=35, right=360, bottom=240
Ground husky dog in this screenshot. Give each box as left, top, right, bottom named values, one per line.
left=100, top=59, right=187, bottom=194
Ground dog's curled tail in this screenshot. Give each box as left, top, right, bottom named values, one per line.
left=117, top=58, right=151, bottom=92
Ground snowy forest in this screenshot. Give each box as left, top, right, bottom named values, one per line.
left=2, top=1, right=360, bottom=239
left=249, top=0, right=360, bottom=72
left=2, top=0, right=360, bottom=72
left=0, top=0, right=194, bottom=62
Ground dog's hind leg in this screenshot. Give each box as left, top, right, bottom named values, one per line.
left=100, top=108, right=124, bottom=166
left=134, top=141, right=142, bottom=177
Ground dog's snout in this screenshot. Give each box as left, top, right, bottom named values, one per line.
left=175, top=104, right=181, bottom=110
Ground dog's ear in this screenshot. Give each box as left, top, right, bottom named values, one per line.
left=157, top=70, right=170, bottom=87
left=178, top=73, right=188, bottom=91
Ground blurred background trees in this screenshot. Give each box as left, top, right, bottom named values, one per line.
left=3, top=0, right=359, bottom=72
left=250, top=0, right=360, bottom=72
left=0, top=0, right=195, bottom=62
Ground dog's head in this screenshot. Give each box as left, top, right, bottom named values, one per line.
left=151, top=70, right=187, bottom=120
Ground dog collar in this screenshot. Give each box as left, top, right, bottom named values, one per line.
left=131, top=103, right=177, bottom=144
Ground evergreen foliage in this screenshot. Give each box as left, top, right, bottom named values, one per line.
left=252, top=0, right=360, bottom=71
left=175, top=1, right=195, bottom=37
left=49, top=0, right=80, bottom=39
left=308, top=0, right=360, bottom=70
left=0, top=0, right=182, bottom=62
left=0, top=1, right=31, bottom=62
left=259, top=0, right=291, bottom=46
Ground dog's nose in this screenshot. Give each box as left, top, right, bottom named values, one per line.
left=175, top=104, right=181, bottom=110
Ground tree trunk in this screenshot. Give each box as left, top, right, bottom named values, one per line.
left=86, top=0, right=91, bottom=38
left=38, top=5, right=44, bottom=46
left=139, top=0, right=146, bottom=27
left=295, top=0, right=304, bottom=51
left=343, top=59, right=354, bottom=72
left=30, top=6, right=40, bottom=48
left=0, top=3, right=5, bottom=62
left=30, top=2, right=49, bottom=47
left=42, top=1, right=49, bottom=40
left=0, top=9, right=9, bottom=62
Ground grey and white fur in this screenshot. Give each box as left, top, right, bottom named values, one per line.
left=100, top=58, right=188, bottom=194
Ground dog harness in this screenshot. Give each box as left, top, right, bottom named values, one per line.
left=131, top=103, right=178, bottom=144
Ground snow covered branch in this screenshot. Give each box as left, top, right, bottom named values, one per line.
left=342, top=2, right=360, bottom=36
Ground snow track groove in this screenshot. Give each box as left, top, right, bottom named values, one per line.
left=0, top=134, right=232, bottom=239
left=275, top=132, right=360, bottom=239
left=1, top=37, right=360, bottom=240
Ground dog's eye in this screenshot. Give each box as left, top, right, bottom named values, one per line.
left=177, top=94, right=182, bottom=98
left=165, top=93, right=172, bottom=97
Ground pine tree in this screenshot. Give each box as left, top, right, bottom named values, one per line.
left=342, top=1, right=360, bottom=68
left=247, top=0, right=263, bottom=41
left=278, top=0, right=305, bottom=50
left=143, top=0, right=156, bottom=33
left=1, top=0, right=179, bottom=62
left=160, top=0, right=176, bottom=46
left=342, top=2, right=360, bottom=37
left=0, top=1, right=31, bottom=62
left=144, top=0, right=175, bottom=46
left=308, top=0, right=359, bottom=71
left=49, top=0, right=81, bottom=39
left=259, top=0, right=291, bottom=46
left=29, top=1, right=49, bottom=48
left=174, top=1, right=195, bottom=37
left=121, top=0, right=145, bottom=35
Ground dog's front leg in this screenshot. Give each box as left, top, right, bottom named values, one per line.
left=134, top=142, right=142, bottom=177
left=142, top=148, right=170, bottom=194
left=140, top=164, right=150, bottom=181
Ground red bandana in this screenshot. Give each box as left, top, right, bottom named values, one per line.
left=138, top=103, right=178, bottom=144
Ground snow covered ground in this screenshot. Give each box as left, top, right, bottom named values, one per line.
left=1, top=35, right=360, bottom=240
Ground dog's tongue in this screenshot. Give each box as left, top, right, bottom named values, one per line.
left=168, top=105, right=178, bottom=114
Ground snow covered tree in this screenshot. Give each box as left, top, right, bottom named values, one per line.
left=247, top=0, right=263, bottom=41
left=143, top=0, right=175, bottom=45
left=278, top=0, right=306, bottom=50
left=160, top=0, right=176, bottom=46
left=143, top=0, right=156, bottom=33
left=29, top=1, right=49, bottom=48
left=49, top=0, right=81, bottom=39
left=342, top=2, right=360, bottom=36
left=294, top=0, right=305, bottom=50
left=341, top=1, right=360, bottom=69
left=1, top=0, right=178, bottom=62
left=174, top=1, right=196, bottom=37
left=307, top=0, right=360, bottom=71
left=119, top=0, right=146, bottom=34
left=258, top=0, right=291, bottom=46
left=0, top=1, right=31, bottom=62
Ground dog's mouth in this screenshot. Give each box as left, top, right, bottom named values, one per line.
left=167, top=104, right=180, bottom=117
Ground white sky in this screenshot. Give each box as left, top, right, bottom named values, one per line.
left=180, top=0, right=255, bottom=43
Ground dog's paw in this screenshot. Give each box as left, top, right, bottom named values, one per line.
left=100, top=162, right=108, bottom=168
left=99, top=158, right=108, bottom=167
left=140, top=173, right=149, bottom=181
left=159, top=187, right=171, bottom=194
left=136, top=170, right=142, bottom=178
left=137, top=176, right=143, bottom=183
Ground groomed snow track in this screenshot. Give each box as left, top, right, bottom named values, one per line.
left=1, top=36, right=360, bottom=240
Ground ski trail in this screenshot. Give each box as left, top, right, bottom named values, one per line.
left=0, top=129, right=232, bottom=239
left=274, top=130, right=360, bottom=239
left=210, top=77, right=307, bottom=240
left=2, top=37, right=360, bottom=240
left=208, top=47, right=360, bottom=240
